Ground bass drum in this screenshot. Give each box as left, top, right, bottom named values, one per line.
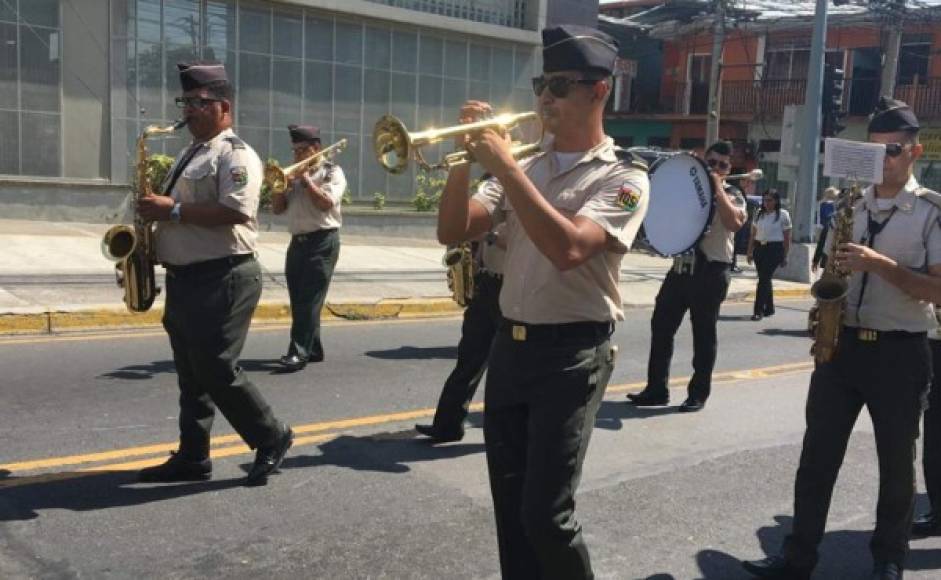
left=641, top=153, right=716, bottom=257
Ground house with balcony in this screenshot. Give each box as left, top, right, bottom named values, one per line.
left=601, top=0, right=941, bottom=196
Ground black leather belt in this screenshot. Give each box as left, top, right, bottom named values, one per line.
left=293, top=229, right=338, bottom=243
left=500, top=318, right=613, bottom=343
left=479, top=269, right=503, bottom=280
left=757, top=240, right=783, bottom=246
left=164, top=253, right=254, bottom=277
left=842, top=326, right=926, bottom=342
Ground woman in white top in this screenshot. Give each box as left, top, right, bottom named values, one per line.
left=746, top=190, right=792, bottom=320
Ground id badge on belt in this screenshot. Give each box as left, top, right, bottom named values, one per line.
left=672, top=253, right=696, bottom=275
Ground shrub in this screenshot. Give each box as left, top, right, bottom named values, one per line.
left=372, top=192, right=386, bottom=210
left=412, top=171, right=446, bottom=212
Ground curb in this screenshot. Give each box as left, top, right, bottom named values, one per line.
left=0, top=288, right=814, bottom=336
left=0, top=298, right=463, bottom=336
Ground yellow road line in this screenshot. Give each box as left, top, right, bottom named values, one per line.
left=1, top=359, right=815, bottom=481
left=0, top=433, right=336, bottom=490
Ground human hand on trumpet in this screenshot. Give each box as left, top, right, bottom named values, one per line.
left=457, top=100, right=517, bottom=177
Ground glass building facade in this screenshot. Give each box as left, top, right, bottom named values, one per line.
left=0, top=0, right=543, bottom=204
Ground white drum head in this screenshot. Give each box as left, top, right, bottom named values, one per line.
left=643, top=153, right=715, bottom=256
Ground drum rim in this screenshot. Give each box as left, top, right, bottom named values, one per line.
left=643, top=152, right=716, bottom=257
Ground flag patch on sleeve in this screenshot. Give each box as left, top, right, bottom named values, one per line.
left=617, top=185, right=640, bottom=211
left=230, top=166, right=248, bottom=186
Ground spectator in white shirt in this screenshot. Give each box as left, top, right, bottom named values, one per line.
left=747, top=190, right=792, bottom=320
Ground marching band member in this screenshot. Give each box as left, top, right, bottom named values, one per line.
left=271, top=125, right=346, bottom=372
left=743, top=97, right=941, bottom=580
left=628, top=141, right=746, bottom=412
left=437, top=25, right=649, bottom=579
left=136, top=62, right=293, bottom=486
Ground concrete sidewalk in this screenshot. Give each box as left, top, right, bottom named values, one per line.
left=0, top=219, right=811, bottom=334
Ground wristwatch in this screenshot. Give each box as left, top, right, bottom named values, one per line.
left=485, top=231, right=497, bottom=245
left=170, top=202, right=182, bottom=223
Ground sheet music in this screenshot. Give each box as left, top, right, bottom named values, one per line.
left=823, top=138, right=884, bottom=184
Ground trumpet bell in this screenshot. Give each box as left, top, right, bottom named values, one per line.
left=264, top=164, right=288, bottom=195
left=374, top=115, right=411, bottom=175
left=101, top=225, right=137, bottom=262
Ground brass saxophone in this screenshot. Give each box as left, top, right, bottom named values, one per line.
left=443, top=242, right=476, bottom=307
left=808, top=185, right=861, bottom=363
left=101, top=120, right=186, bottom=312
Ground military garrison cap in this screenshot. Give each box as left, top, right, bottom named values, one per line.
left=177, top=62, right=228, bottom=92
left=868, top=96, right=920, bottom=134
left=288, top=125, right=321, bottom=143
left=542, top=25, right=619, bottom=75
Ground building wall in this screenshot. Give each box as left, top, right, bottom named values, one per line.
left=0, top=0, right=545, bottom=210
left=546, top=0, right=598, bottom=27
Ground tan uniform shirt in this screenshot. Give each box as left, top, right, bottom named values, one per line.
left=472, top=136, right=650, bottom=323
left=285, top=162, right=347, bottom=235
left=698, top=184, right=746, bottom=263
left=832, top=177, right=941, bottom=332
left=155, top=128, right=260, bottom=266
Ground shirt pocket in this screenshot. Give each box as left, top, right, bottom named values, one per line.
left=179, top=161, right=217, bottom=204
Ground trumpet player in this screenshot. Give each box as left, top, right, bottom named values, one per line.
left=271, top=125, right=346, bottom=372
left=743, top=97, right=941, bottom=580
left=136, top=62, right=293, bottom=486
left=437, top=25, right=649, bottom=579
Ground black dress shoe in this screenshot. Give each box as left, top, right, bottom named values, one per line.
left=742, top=555, right=812, bottom=579
left=678, top=398, right=705, bottom=412
left=912, top=511, right=941, bottom=536
left=872, top=562, right=903, bottom=579
left=138, top=451, right=212, bottom=482
left=626, top=391, right=669, bottom=406
left=278, top=354, right=307, bottom=372
left=751, top=314, right=763, bottom=321
left=415, top=423, right=464, bottom=443
left=246, top=427, right=294, bottom=485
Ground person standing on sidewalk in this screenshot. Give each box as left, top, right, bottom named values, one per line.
left=437, top=25, right=649, bottom=579
left=742, top=97, right=941, bottom=580
left=271, top=125, right=346, bottom=372
left=627, top=141, right=747, bottom=413
left=136, top=62, right=293, bottom=486
left=746, top=189, right=791, bottom=320
left=415, top=223, right=505, bottom=443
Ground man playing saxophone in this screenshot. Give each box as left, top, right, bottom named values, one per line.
left=136, top=62, right=293, bottom=486
left=270, top=125, right=346, bottom=372
left=744, top=97, right=941, bottom=580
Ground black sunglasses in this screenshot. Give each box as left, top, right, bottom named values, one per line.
left=884, top=142, right=913, bottom=158
left=707, top=158, right=731, bottom=171
left=175, top=96, right=223, bottom=109
left=531, top=75, right=599, bottom=98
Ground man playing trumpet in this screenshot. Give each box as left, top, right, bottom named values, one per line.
left=437, top=25, right=649, bottom=579
left=271, top=125, right=347, bottom=372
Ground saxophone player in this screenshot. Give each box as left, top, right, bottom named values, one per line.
left=744, top=98, right=941, bottom=580
left=136, top=62, right=293, bottom=486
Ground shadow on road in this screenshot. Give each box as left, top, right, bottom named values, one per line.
left=0, top=470, right=244, bottom=522
left=595, top=400, right=676, bottom=431
left=364, top=346, right=458, bottom=360
left=99, top=359, right=176, bottom=380
left=682, top=512, right=941, bottom=579
left=263, top=430, right=485, bottom=475
left=758, top=328, right=811, bottom=338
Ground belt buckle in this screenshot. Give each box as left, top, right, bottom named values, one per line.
left=511, top=325, right=527, bottom=341
left=858, top=328, right=878, bottom=342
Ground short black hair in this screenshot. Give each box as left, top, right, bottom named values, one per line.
left=705, top=141, right=732, bottom=157
left=205, top=80, right=234, bottom=102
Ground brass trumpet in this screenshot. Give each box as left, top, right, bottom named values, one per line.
left=373, top=111, right=541, bottom=174
left=263, top=138, right=348, bottom=195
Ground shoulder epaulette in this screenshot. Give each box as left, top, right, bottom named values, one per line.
left=224, top=136, right=246, bottom=150
left=915, top=187, right=941, bottom=211
left=614, top=147, right=649, bottom=172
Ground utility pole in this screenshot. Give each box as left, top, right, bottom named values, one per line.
left=705, top=0, right=725, bottom=145
left=794, top=0, right=828, bottom=244
left=879, top=1, right=905, bottom=97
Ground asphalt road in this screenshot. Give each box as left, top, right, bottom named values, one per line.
left=2, top=299, right=940, bottom=579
